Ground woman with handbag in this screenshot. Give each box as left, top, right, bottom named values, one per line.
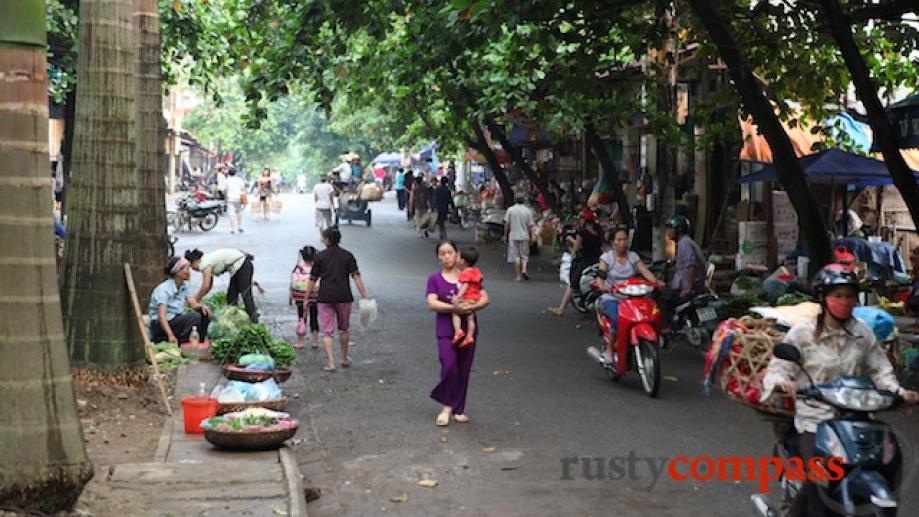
left=290, top=246, right=320, bottom=349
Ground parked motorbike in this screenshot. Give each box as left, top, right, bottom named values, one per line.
left=586, top=274, right=663, bottom=397
left=477, top=208, right=506, bottom=243
left=751, top=343, right=905, bottom=517
left=168, top=195, right=221, bottom=232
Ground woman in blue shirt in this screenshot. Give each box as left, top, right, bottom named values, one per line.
left=149, top=256, right=212, bottom=343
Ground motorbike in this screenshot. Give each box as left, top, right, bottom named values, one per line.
left=188, top=186, right=226, bottom=214
left=477, top=208, right=506, bottom=243
left=656, top=261, right=720, bottom=355
left=571, top=262, right=603, bottom=314
left=168, top=195, right=222, bottom=232
left=586, top=274, right=663, bottom=397
left=751, top=343, right=905, bottom=517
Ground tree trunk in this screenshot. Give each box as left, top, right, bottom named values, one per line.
left=585, top=122, right=632, bottom=225
left=820, top=0, right=919, bottom=234
left=468, top=123, right=515, bottom=205
left=0, top=1, right=93, bottom=512
left=134, top=0, right=167, bottom=295
left=483, top=114, right=561, bottom=214
left=61, top=0, right=146, bottom=378
left=686, top=0, right=834, bottom=268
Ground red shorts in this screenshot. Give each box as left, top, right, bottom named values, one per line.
left=318, top=302, right=352, bottom=336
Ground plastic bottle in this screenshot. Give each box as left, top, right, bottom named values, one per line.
left=198, top=382, right=207, bottom=398
left=189, top=326, right=200, bottom=348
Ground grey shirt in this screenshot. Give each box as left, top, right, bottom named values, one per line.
left=671, top=235, right=705, bottom=292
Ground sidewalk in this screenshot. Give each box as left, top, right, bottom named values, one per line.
left=106, top=362, right=308, bottom=516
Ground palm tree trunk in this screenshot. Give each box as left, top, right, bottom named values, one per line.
left=134, top=0, right=168, bottom=295
left=820, top=0, right=919, bottom=234
left=0, top=1, right=93, bottom=511
left=61, top=0, right=146, bottom=378
left=686, top=0, right=834, bottom=268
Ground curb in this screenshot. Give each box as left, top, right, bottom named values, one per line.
left=280, top=445, right=309, bottom=517
left=153, top=415, right=173, bottom=462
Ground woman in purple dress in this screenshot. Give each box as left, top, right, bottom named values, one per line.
left=426, top=240, right=490, bottom=426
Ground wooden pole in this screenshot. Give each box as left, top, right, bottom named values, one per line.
left=124, top=263, right=172, bottom=415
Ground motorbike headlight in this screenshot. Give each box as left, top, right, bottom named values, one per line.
left=823, top=427, right=849, bottom=465
left=620, top=285, right=653, bottom=296
left=820, top=387, right=895, bottom=412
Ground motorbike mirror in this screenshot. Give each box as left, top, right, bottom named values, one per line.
left=772, top=343, right=801, bottom=363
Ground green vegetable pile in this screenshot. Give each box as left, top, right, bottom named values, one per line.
left=210, top=323, right=297, bottom=366
left=208, top=306, right=252, bottom=340
left=203, top=290, right=228, bottom=310
left=149, top=342, right=191, bottom=370
left=775, top=292, right=813, bottom=306
left=717, top=293, right=764, bottom=320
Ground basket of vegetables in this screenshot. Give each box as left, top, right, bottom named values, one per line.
left=201, top=408, right=298, bottom=451
left=216, top=397, right=288, bottom=415
left=210, top=324, right=297, bottom=368
left=223, top=364, right=292, bottom=383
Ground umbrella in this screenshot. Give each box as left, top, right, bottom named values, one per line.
left=371, top=152, right=402, bottom=167
left=737, top=148, right=917, bottom=185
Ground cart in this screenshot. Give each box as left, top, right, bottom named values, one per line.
left=336, top=190, right=372, bottom=227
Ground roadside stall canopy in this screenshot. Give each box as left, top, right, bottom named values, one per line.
left=371, top=152, right=402, bottom=167
left=740, top=110, right=919, bottom=170
left=872, top=94, right=919, bottom=150
left=737, top=148, right=918, bottom=185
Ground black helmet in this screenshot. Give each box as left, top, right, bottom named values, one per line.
left=665, top=214, right=690, bottom=234
left=811, top=263, right=858, bottom=297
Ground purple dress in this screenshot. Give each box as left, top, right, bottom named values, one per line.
left=427, top=271, right=479, bottom=415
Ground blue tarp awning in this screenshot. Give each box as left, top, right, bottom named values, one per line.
left=737, top=148, right=918, bottom=185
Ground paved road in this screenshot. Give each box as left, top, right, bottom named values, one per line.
left=176, top=192, right=919, bottom=516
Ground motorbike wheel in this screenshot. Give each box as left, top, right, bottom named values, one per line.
left=366, top=209, right=372, bottom=227
left=199, top=213, right=219, bottom=231
left=166, top=211, right=180, bottom=233
left=637, top=339, right=661, bottom=398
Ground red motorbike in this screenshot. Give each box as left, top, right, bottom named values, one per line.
left=586, top=276, right=663, bottom=397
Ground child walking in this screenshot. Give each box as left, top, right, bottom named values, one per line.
left=452, top=246, right=483, bottom=348
left=290, top=246, right=320, bottom=349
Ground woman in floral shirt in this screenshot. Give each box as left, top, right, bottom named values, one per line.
left=763, top=264, right=918, bottom=515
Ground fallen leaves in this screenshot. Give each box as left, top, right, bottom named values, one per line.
left=390, top=492, right=409, bottom=503
left=664, top=375, right=679, bottom=383
left=482, top=447, right=496, bottom=453
left=493, top=370, right=511, bottom=376
left=417, top=479, right=438, bottom=488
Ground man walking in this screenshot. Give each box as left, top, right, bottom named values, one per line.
left=504, top=196, right=535, bottom=282
left=394, top=168, right=407, bottom=210
left=431, top=176, right=455, bottom=240
left=313, top=174, right=336, bottom=232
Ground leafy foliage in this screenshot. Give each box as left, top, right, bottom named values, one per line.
left=210, top=323, right=296, bottom=366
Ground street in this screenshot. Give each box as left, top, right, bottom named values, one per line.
left=177, top=192, right=919, bottom=517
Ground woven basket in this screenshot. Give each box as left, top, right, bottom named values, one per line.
left=223, top=365, right=292, bottom=383
left=216, top=397, right=288, bottom=415
left=716, top=316, right=795, bottom=417
left=204, top=425, right=298, bottom=451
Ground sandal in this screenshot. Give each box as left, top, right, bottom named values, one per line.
left=452, top=414, right=469, bottom=423
left=452, top=330, right=466, bottom=344
left=321, top=365, right=337, bottom=373
left=458, top=335, right=475, bottom=349
left=436, top=410, right=451, bottom=427
left=341, top=357, right=352, bottom=368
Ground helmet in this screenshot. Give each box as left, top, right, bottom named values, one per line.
left=665, top=214, right=690, bottom=234
left=811, top=263, right=858, bottom=297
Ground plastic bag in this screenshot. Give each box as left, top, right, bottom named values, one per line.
left=559, top=252, right=572, bottom=286
left=239, top=353, right=274, bottom=368
left=249, top=379, right=282, bottom=401
left=217, top=385, right=245, bottom=403
left=359, top=298, right=378, bottom=327
left=295, top=318, right=307, bottom=337
left=853, top=306, right=895, bottom=341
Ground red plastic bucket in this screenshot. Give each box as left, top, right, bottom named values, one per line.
left=181, top=396, right=218, bottom=434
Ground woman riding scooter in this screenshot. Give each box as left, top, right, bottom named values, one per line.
left=596, top=227, right=663, bottom=362
left=763, top=264, right=919, bottom=516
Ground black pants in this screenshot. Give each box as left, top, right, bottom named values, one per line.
left=228, top=257, right=258, bottom=323
left=295, top=300, right=320, bottom=333
left=658, top=287, right=693, bottom=326
left=788, top=432, right=831, bottom=517
left=437, top=211, right=448, bottom=239
left=396, top=189, right=406, bottom=210
left=151, top=311, right=210, bottom=343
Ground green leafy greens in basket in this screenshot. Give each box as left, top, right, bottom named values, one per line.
left=210, top=324, right=296, bottom=366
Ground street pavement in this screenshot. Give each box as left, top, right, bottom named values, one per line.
left=175, top=191, right=919, bottom=516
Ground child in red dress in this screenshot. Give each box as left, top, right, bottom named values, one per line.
left=452, top=247, right=483, bottom=348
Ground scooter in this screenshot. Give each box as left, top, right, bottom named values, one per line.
left=751, top=343, right=905, bottom=517
left=658, top=261, right=720, bottom=355
left=586, top=274, right=663, bottom=397
left=169, top=195, right=222, bottom=232
left=477, top=208, right=506, bottom=243
left=571, top=262, right=603, bottom=314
